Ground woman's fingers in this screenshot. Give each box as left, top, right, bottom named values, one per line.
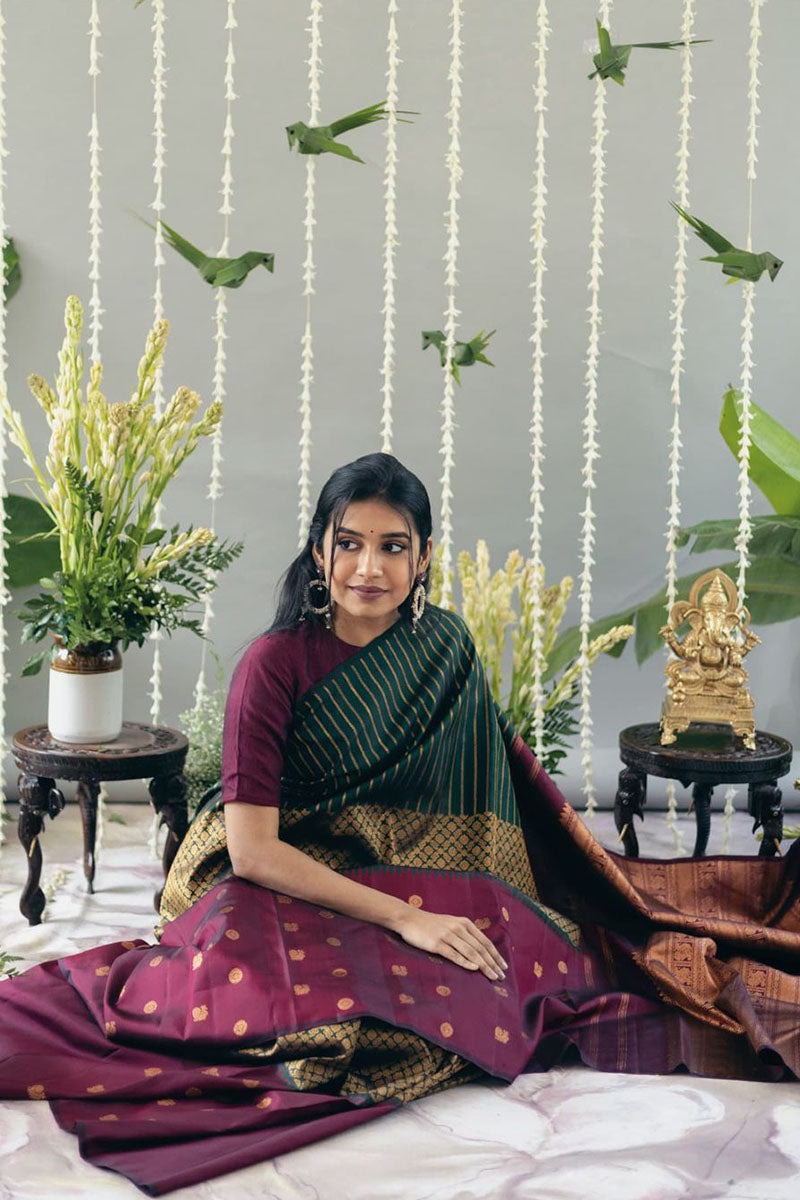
left=460, top=924, right=507, bottom=974
left=396, top=910, right=508, bottom=981
left=446, top=932, right=502, bottom=980
left=441, top=942, right=480, bottom=972
left=447, top=919, right=507, bottom=978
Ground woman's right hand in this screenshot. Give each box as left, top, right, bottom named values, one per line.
left=391, top=907, right=507, bottom=981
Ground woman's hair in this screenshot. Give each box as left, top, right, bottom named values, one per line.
left=263, top=452, right=433, bottom=637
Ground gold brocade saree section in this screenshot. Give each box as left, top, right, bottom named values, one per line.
left=233, top=1019, right=483, bottom=1102
left=159, top=606, right=539, bottom=927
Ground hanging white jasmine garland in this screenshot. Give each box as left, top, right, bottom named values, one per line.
left=87, top=0, right=103, bottom=366
left=297, top=0, right=323, bottom=548
left=662, top=0, right=696, bottom=858
left=380, top=0, right=401, bottom=453
left=437, top=0, right=464, bottom=611
left=578, top=0, right=613, bottom=820
left=722, top=0, right=765, bottom=853
left=43, top=864, right=74, bottom=906
left=527, top=0, right=550, bottom=762
left=86, top=0, right=111, bottom=858
left=193, top=0, right=237, bottom=712
left=0, top=2, right=8, bottom=853
left=148, top=0, right=167, bottom=735
left=735, top=0, right=763, bottom=609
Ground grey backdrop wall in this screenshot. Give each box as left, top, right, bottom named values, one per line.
left=2, top=0, right=798, bottom=809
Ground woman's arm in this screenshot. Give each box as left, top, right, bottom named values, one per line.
left=225, top=802, right=507, bottom=981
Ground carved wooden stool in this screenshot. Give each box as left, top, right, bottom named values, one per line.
left=614, top=722, right=793, bottom=858
left=11, top=721, right=189, bottom=926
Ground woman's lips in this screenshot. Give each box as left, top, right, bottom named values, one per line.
left=351, top=586, right=386, bottom=597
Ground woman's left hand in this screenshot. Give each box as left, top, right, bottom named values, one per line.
left=391, top=907, right=507, bottom=981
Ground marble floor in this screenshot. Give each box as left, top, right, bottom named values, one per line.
left=1, top=798, right=799, bottom=1200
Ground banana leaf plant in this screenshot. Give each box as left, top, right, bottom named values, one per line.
left=547, top=386, right=800, bottom=679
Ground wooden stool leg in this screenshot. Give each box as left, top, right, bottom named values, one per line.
left=749, top=780, right=783, bottom=857
left=148, top=773, right=189, bottom=913
left=613, top=766, right=646, bottom=857
left=17, top=773, right=64, bottom=926
left=75, top=779, right=100, bottom=893
left=690, top=783, right=713, bottom=857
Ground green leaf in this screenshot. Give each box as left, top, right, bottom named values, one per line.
left=676, top=514, right=800, bottom=560
left=142, top=527, right=167, bottom=545
left=21, top=649, right=48, bottom=676
left=2, top=494, right=61, bottom=589
left=720, top=387, right=800, bottom=516
left=3, top=237, right=20, bottom=304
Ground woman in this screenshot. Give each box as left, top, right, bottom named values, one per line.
left=2, top=452, right=800, bottom=1197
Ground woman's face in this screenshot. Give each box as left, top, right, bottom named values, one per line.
left=312, top=498, right=432, bottom=629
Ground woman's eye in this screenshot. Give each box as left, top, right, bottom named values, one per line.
left=336, top=539, right=404, bottom=553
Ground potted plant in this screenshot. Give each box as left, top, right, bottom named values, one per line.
left=429, top=541, right=634, bottom=774
left=0, top=294, right=243, bottom=744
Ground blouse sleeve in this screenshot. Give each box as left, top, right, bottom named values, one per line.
left=220, top=634, right=296, bottom=808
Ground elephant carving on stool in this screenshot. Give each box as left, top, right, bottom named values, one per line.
left=613, top=767, right=646, bottom=857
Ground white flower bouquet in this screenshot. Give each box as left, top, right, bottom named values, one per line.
left=1, top=295, right=243, bottom=675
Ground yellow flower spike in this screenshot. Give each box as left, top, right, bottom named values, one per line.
left=142, top=527, right=214, bottom=578
left=194, top=400, right=223, bottom=436
left=543, top=578, right=573, bottom=659
left=133, top=320, right=169, bottom=409
left=27, top=373, right=58, bottom=419
left=108, top=404, right=131, bottom=427
left=586, top=625, right=634, bottom=664
left=162, top=386, right=201, bottom=439
left=64, top=295, right=83, bottom=346
left=142, top=318, right=169, bottom=374
left=546, top=625, right=633, bottom=711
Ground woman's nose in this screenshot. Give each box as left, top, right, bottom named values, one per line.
left=358, top=546, right=381, bottom=573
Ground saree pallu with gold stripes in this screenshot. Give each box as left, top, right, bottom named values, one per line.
left=2, top=605, right=800, bottom=1196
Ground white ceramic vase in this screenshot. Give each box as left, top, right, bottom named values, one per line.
left=47, top=639, right=124, bottom=744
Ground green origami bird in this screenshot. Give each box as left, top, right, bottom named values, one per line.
left=671, top=202, right=783, bottom=283
left=589, top=20, right=710, bottom=85
left=3, top=237, right=20, bottom=303
left=286, top=101, right=417, bottom=164
left=136, top=216, right=274, bottom=288
left=422, top=330, right=495, bottom=385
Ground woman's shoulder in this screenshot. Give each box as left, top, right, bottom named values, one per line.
left=233, top=624, right=312, bottom=681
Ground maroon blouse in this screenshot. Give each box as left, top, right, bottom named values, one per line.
left=221, top=621, right=361, bottom=808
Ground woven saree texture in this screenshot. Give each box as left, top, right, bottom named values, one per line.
left=2, top=604, right=800, bottom=1197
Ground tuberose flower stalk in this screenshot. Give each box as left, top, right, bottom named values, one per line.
left=0, top=295, right=239, bottom=675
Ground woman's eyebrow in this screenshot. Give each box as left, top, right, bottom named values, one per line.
left=338, top=527, right=410, bottom=539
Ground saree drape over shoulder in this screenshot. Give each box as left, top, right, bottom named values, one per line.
left=2, top=605, right=800, bottom=1196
